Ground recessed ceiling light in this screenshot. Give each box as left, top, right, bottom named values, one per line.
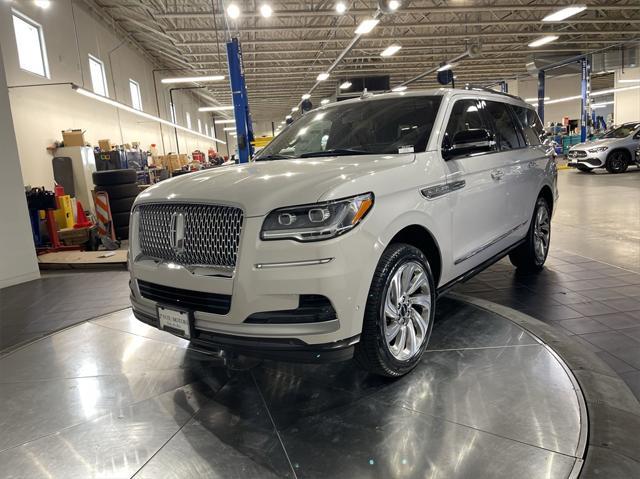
left=301, top=94, right=311, bottom=100
left=355, top=19, right=379, bottom=35
left=392, top=85, right=407, bottom=92
left=161, top=75, right=225, bottom=84
left=339, top=81, right=352, bottom=89
left=227, top=3, right=240, bottom=19
left=335, top=2, right=347, bottom=14
left=321, top=99, right=330, bottom=105
left=542, top=5, right=587, bottom=22
left=317, top=72, right=330, bottom=81
left=260, top=4, right=273, bottom=18
left=380, top=44, right=402, bottom=57
left=528, top=36, right=559, bottom=48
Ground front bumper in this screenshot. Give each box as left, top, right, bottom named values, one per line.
left=567, top=150, right=605, bottom=168
left=128, top=210, right=379, bottom=352
left=132, top=306, right=358, bottom=362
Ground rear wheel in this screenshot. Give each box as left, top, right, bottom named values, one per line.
left=354, top=244, right=435, bottom=377
left=509, top=196, right=551, bottom=272
left=605, top=150, right=630, bottom=174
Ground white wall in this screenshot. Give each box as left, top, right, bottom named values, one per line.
left=615, top=67, right=640, bottom=124
left=0, top=41, right=40, bottom=288
left=1, top=0, right=228, bottom=189
left=513, top=74, right=582, bottom=124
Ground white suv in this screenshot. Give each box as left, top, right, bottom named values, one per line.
left=129, top=88, right=558, bottom=377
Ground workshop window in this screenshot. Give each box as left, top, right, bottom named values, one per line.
left=129, top=79, right=142, bottom=111
left=89, top=55, right=108, bottom=97
left=12, top=10, right=49, bottom=78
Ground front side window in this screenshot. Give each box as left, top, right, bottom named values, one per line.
left=512, top=105, right=543, bottom=146
left=483, top=101, right=523, bottom=150
left=129, top=79, right=142, bottom=110
left=442, top=99, right=489, bottom=149
left=88, top=55, right=108, bottom=96
left=256, top=96, right=442, bottom=160
left=12, top=10, right=49, bottom=78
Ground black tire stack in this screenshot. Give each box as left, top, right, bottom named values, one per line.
left=92, top=169, right=139, bottom=240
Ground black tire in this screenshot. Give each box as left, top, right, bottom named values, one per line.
left=114, top=226, right=129, bottom=240
left=109, top=196, right=136, bottom=214
left=509, top=196, right=551, bottom=273
left=354, top=243, right=436, bottom=378
left=605, top=150, right=630, bottom=174
left=92, top=169, right=137, bottom=186
left=95, top=183, right=140, bottom=200
left=112, top=212, right=131, bottom=227
left=576, top=164, right=593, bottom=173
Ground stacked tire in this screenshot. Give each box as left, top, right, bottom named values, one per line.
left=92, top=169, right=139, bottom=240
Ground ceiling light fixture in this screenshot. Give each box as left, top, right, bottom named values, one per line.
left=291, top=106, right=298, bottom=111
left=355, top=19, right=379, bottom=34
left=392, top=85, right=407, bottom=92
left=321, top=99, right=330, bottom=105
left=524, top=97, right=550, bottom=103
left=590, top=101, right=614, bottom=109
left=199, top=106, right=234, bottom=112
left=335, top=2, right=347, bottom=14
left=339, top=81, right=352, bottom=89
left=317, top=72, right=330, bottom=81
left=214, top=119, right=236, bottom=124
left=227, top=3, right=241, bottom=19
left=437, top=63, right=453, bottom=72
left=528, top=36, right=559, bottom=48
left=34, top=0, right=51, bottom=9
left=619, top=78, right=640, bottom=83
left=223, top=127, right=237, bottom=131
left=542, top=5, right=587, bottom=22
left=161, top=75, right=225, bottom=84
left=72, top=85, right=224, bottom=144
left=388, top=0, right=401, bottom=11
left=380, top=44, right=402, bottom=57
left=286, top=115, right=292, bottom=119
left=591, top=84, right=640, bottom=96
left=260, top=4, right=273, bottom=18
left=301, top=94, right=311, bottom=99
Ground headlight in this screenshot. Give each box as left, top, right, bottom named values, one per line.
left=261, top=193, right=374, bottom=242
left=588, top=146, right=609, bottom=153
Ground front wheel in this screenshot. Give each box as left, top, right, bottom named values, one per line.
left=605, top=151, right=629, bottom=174
left=509, top=197, right=551, bottom=272
left=354, top=244, right=435, bottom=377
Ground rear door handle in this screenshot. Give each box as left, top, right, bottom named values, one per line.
left=490, top=169, right=504, bottom=180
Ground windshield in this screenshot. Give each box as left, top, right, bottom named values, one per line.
left=602, top=123, right=640, bottom=139
left=256, top=96, right=442, bottom=160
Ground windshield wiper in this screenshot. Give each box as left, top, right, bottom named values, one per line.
left=254, top=153, right=294, bottom=161
left=299, top=148, right=370, bottom=158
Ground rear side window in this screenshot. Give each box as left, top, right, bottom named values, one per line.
left=443, top=99, right=489, bottom=149
left=483, top=101, right=524, bottom=150
left=512, top=106, right=543, bottom=145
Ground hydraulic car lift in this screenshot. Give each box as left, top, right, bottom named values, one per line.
left=226, top=38, right=254, bottom=163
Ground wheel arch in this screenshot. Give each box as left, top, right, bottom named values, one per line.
left=387, top=224, right=443, bottom=287
left=607, top=148, right=632, bottom=162
left=539, top=185, right=554, bottom=214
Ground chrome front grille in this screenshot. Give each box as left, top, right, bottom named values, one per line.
left=137, top=203, right=243, bottom=268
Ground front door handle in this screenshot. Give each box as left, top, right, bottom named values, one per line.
left=491, top=169, right=504, bottom=180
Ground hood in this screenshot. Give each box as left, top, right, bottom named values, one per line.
left=136, top=154, right=414, bottom=217
left=570, top=137, right=624, bottom=150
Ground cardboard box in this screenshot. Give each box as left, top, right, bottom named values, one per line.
left=98, top=139, right=112, bottom=151
left=160, top=154, right=188, bottom=171
left=58, top=227, right=91, bottom=246
left=62, top=129, right=86, bottom=147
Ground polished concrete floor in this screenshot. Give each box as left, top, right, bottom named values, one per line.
left=0, top=298, right=586, bottom=479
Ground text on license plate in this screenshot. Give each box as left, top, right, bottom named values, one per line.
left=158, top=306, right=190, bottom=339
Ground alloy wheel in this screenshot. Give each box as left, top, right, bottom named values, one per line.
left=383, top=261, right=432, bottom=361
left=533, top=205, right=550, bottom=263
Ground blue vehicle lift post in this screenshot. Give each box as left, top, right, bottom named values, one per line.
left=537, top=70, right=545, bottom=124
left=226, top=37, right=254, bottom=163
left=580, top=58, right=590, bottom=142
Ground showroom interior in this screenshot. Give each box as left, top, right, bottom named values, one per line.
left=1, top=0, right=640, bottom=477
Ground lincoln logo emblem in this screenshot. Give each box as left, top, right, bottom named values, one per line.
left=169, top=212, right=186, bottom=254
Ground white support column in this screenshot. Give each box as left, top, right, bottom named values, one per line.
left=0, top=41, right=40, bottom=288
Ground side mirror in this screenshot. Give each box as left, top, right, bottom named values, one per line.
left=443, top=128, right=496, bottom=159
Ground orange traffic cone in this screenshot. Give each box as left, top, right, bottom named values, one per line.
left=74, top=200, right=92, bottom=228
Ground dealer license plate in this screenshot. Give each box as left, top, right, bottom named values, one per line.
left=158, top=306, right=191, bottom=339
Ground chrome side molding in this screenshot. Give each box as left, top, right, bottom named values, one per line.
left=421, top=180, right=466, bottom=199
left=255, top=258, right=334, bottom=269
left=454, top=221, right=528, bottom=265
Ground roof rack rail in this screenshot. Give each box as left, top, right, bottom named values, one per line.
left=463, top=84, right=523, bottom=101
